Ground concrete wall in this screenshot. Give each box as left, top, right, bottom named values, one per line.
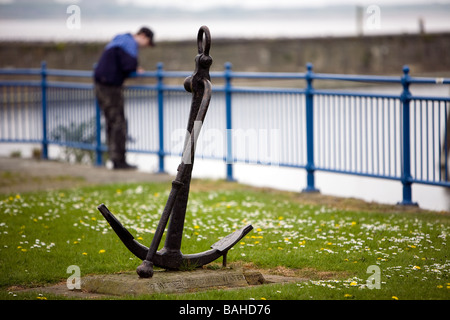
left=1, top=33, right=449, bottom=76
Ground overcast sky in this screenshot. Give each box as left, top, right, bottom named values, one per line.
left=49, top=0, right=450, bottom=10
left=113, top=0, right=450, bottom=9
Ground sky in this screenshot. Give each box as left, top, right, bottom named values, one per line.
left=1, top=0, right=449, bottom=41
left=45, top=0, right=450, bottom=10
left=113, top=0, right=450, bottom=9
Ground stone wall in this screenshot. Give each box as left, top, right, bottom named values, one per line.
left=1, top=32, right=449, bottom=76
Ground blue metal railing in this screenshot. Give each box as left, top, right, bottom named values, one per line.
left=1, top=62, right=449, bottom=206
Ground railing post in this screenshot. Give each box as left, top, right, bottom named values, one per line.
left=224, top=62, right=235, bottom=181
left=399, top=65, right=418, bottom=206
left=40, top=61, right=48, bottom=160
left=302, top=63, right=319, bottom=193
left=157, top=62, right=166, bottom=173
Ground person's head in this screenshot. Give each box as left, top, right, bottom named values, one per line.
left=134, top=27, right=155, bottom=48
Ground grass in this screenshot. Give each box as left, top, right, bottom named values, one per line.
left=0, top=180, right=449, bottom=300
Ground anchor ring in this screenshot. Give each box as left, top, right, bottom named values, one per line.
left=197, top=25, right=211, bottom=56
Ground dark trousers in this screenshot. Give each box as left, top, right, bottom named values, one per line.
left=94, top=82, right=127, bottom=164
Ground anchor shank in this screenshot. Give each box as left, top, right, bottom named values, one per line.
left=162, top=168, right=192, bottom=253
left=161, top=28, right=212, bottom=254
left=161, top=86, right=205, bottom=253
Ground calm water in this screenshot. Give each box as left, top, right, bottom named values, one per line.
left=1, top=6, right=450, bottom=42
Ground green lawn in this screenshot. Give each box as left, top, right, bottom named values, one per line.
left=0, top=180, right=449, bottom=300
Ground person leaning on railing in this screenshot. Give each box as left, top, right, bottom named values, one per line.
left=94, top=26, right=155, bottom=169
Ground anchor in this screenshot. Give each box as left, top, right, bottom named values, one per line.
left=97, top=26, right=253, bottom=278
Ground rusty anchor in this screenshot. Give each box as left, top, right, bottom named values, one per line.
left=97, top=26, right=253, bottom=278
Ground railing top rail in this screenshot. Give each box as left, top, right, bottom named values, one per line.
left=312, top=73, right=401, bottom=83
left=1, top=64, right=449, bottom=85
left=0, top=68, right=42, bottom=76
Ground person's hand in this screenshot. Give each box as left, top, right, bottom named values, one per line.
left=137, top=67, right=145, bottom=74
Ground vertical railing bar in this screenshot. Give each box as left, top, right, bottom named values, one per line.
left=432, top=101, right=436, bottom=182
left=156, top=62, right=165, bottom=173
left=41, top=61, right=48, bottom=159
left=12, top=85, right=17, bottom=141
left=381, top=97, right=386, bottom=176
left=347, top=96, right=351, bottom=171
left=394, top=98, right=398, bottom=177
left=328, top=95, right=332, bottom=169
left=317, top=95, right=322, bottom=168
left=387, top=98, right=391, bottom=176
left=336, top=95, right=340, bottom=170
left=426, top=100, right=430, bottom=181
left=438, top=101, right=442, bottom=182
left=365, top=96, right=369, bottom=173
left=224, top=62, right=234, bottom=181
left=292, top=93, right=297, bottom=165
left=333, top=95, right=337, bottom=170
left=370, top=97, right=374, bottom=173
left=444, top=102, right=449, bottom=182
left=17, top=86, right=23, bottom=140
left=340, top=95, right=344, bottom=170
left=355, top=96, right=359, bottom=173
left=375, top=97, right=378, bottom=174
left=412, top=100, right=417, bottom=180
left=23, top=87, right=28, bottom=140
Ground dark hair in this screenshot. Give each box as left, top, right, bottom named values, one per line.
left=137, top=27, right=155, bottom=46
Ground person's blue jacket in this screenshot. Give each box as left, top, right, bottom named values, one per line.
left=94, top=33, right=138, bottom=86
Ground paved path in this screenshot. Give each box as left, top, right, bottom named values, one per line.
left=0, top=157, right=172, bottom=194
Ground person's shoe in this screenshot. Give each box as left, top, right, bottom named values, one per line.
left=113, top=161, right=137, bottom=170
